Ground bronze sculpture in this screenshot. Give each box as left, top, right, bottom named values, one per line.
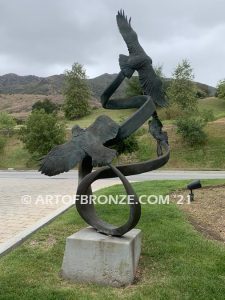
left=39, top=10, right=170, bottom=236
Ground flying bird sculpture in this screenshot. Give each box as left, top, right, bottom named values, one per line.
left=116, top=10, right=167, bottom=107
left=39, top=115, right=119, bottom=176
left=39, top=10, right=170, bottom=237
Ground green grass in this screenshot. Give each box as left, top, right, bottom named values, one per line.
left=0, top=134, right=35, bottom=169
left=198, top=97, right=225, bottom=119
left=2, top=97, right=225, bottom=170
left=134, top=121, right=225, bottom=170
left=66, top=107, right=136, bottom=128
left=0, top=180, right=225, bottom=300
left=2, top=120, right=225, bottom=170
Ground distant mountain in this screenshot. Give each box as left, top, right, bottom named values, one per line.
left=0, top=73, right=126, bottom=99
left=0, top=73, right=216, bottom=98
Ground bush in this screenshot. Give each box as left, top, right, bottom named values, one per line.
left=20, top=110, right=66, bottom=157
left=14, top=118, right=25, bottom=125
left=0, top=136, right=6, bottom=153
left=115, top=134, right=139, bottom=155
left=32, top=98, right=58, bottom=114
left=176, top=116, right=207, bottom=146
left=196, top=88, right=208, bottom=99
left=0, top=112, right=16, bottom=136
left=200, top=109, right=215, bottom=122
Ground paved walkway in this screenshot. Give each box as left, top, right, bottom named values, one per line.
left=0, top=173, right=120, bottom=255
left=1, top=170, right=225, bottom=255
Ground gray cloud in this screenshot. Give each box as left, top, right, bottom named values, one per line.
left=0, top=0, right=224, bottom=85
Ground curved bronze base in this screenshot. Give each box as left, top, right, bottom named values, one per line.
left=76, top=142, right=169, bottom=237
left=76, top=164, right=141, bottom=236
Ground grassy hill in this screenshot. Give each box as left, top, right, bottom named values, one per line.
left=0, top=72, right=217, bottom=122
left=198, top=97, right=225, bottom=119
left=0, top=94, right=101, bottom=121
left=1, top=97, right=225, bottom=170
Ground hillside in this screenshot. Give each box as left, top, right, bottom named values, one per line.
left=0, top=94, right=101, bottom=120
left=0, top=73, right=217, bottom=120
left=0, top=73, right=125, bottom=99
left=0, top=73, right=216, bottom=98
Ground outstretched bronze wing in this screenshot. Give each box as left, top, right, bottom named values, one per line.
left=39, top=115, right=120, bottom=176
left=116, top=10, right=145, bottom=56
left=88, top=115, right=119, bottom=143
left=39, top=141, right=85, bottom=176
left=77, top=115, right=119, bottom=167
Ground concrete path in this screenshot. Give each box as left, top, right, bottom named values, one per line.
left=0, top=170, right=225, bottom=256
left=0, top=172, right=120, bottom=256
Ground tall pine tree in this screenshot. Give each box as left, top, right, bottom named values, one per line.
left=63, top=63, right=91, bottom=120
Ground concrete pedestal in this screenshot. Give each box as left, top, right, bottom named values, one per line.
left=61, top=227, right=141, bottom=287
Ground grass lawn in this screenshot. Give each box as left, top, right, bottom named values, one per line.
left=198, top=97, right=225, bottom=119
left=166, top=121, right=225, bottom=169
left=133, top=120, right=225, bottom=170
left=0, top=134, right=34, bottom=169
left=66, top=107, right=136, bottom=128
left=66, top=97, right=225, bottom=128
left=0, top=179, right=225, bottom=300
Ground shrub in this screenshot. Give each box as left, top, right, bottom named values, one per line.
left=14, top=118, right=25, bottom=125
left=115, top=134, right=139, bottom=155
left=0, top=136, right=6, bottom=153
left=196, top=88, right=208, bottom=99
left=32, top=98, right=58, bottom=114
left=176, top=116, right=207, bottom=146
left=20, top=109, right=66, bottom=157
left=200, top=109, right=215, bottom=122
left=0, top=112, right=16, bottom=136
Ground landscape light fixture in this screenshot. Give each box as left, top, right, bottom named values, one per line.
left=187, top=180, right=202, bottom=202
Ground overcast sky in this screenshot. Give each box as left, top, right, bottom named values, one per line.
left=0, top=0, right=224, bottom=86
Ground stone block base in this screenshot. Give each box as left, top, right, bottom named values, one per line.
left=61, top=227, right=141, bottom=287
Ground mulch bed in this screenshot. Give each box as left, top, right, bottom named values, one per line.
left=171, top=185, right=225, bottom=243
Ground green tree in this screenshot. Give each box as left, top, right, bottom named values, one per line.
left=20, top=110, right=65, bottom=157
left=0, top=112, right=16, bottom=136
left=167, top=59, right=197, bottom=114
left=216, top=79, right=225, bottom=100
left=63, top=63, right=91, bottom=120
left=32, top=98, right=58, bottom=114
